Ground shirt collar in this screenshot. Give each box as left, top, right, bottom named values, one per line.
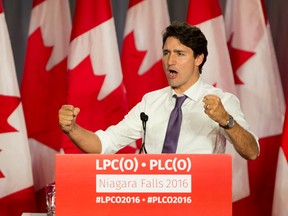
left=168, top=77, right=204, bottom=102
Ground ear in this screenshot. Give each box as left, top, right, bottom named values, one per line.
left=195, top=54, right=204, bottom=66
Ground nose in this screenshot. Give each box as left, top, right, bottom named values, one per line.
left=167, top=53, right=176, bottom=65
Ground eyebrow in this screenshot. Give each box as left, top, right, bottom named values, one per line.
left=173, top=49, right=185, bottom=53
left=162, top=49, right=186, bottom=53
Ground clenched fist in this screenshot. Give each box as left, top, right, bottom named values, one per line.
left=58, top=105, right=80, bottom=133
left=202, top=95, right=229, bottom=126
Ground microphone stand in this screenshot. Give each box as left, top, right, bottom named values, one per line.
left=139, top=112, right=148, bottom=154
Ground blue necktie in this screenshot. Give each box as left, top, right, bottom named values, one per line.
left=162, top=95, right=187, bottom=153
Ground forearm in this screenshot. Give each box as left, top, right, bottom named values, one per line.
left=66, top=124, right=102, bottom=154
left=225, top=121, right=259, bottom=160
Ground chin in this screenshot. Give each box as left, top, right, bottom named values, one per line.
left=168, top=81, right=178, bottom=87
left=170, top=84, right=180, bottom=90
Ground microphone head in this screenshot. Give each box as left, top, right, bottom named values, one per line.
left=140, top=112, right=148, bottom=122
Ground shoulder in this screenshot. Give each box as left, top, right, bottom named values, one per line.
left=142, top=86, right=171, bottom=100
left=129, top=86, right=171, bottom=115
left=202, top=82, right=239, bottom=102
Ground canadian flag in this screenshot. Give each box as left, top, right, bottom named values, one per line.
left=63, top=0, right=131, bottom=153
left=20, top=0, right=71, bottom=211
left=273, top=106, right=288, bottom=215
left=121, top=0, right=170, bottom=110
left=225, top=0, right=285, bottom=215
left=0, top=1, right=36, bottom=215
left=186, top=0, right=250, bottom=202
left=186, top=0, right=236, bottom=93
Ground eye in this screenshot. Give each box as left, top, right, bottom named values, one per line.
left=162, top=51, right=169, bottom=56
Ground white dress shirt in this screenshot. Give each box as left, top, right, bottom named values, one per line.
left=97, top=77, right=256, bottom=154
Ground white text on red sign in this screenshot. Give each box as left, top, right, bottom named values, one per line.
left=95, top=157, right=192, bottom=172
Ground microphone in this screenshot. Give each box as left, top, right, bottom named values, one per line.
left=139, top=112, right=148, bottom=154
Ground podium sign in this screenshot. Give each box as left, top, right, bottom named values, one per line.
left=56, top=154, right=232, bottom=216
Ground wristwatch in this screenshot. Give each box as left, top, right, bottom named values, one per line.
left=220, top=115, right=235, bottom=129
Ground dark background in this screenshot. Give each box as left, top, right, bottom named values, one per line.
left=2, top=0, right=288, bottom=99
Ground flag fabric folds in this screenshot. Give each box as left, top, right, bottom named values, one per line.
left=225, top=0, right=286, bottom=215
left=121, top=0, right=170, bottom=110
left=186, top=0, right=251, bottom=203
left=63, top=0, right=132, bottom=153
left=121, top=0, right=170, bottom=151
left=1, top=1, right=287, bottom=215
left=0, top=1, right=36, bottom=215
left=20, top=0, right=71, bottom=211
left=273, top=106, right=288, bottom=215
left=186, top=0, right=236, bottom=93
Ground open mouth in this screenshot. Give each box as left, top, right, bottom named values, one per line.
left=168, top=69, right=178, bottom=78
left=169, top=69, right=177, bottom=73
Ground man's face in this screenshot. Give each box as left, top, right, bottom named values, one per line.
left=162, top=37, right=203, bottom=94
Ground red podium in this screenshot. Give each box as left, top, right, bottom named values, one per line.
left=56, top=154, right=232, bottom=216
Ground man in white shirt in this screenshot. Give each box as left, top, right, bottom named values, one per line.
left=59, top=21, right=259, bottom=160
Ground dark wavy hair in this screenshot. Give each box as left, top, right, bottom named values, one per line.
left=162, top=21, right=208, bottom=73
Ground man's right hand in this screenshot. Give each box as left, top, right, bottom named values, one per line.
left=58, top=105, right=80, bottom=134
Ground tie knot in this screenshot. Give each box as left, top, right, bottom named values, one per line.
left=174, top=95, right=187, bottom=108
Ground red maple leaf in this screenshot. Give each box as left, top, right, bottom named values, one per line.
left=0, top=95, right=20, bottom=134
left=227, top=34, right=255, bottom=85
left=62, top=55, right=129, bottom=153
left=0, top=170, right=4, bottom=178
left=0, top=148, right=4, bottom=178
left=0, top=95, right=19, bottom=179
left=20, top=28, right=67, bottom=151
left=128, top=0, right=144, bottom=8
left=121, top=31, right=168, bottom=109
